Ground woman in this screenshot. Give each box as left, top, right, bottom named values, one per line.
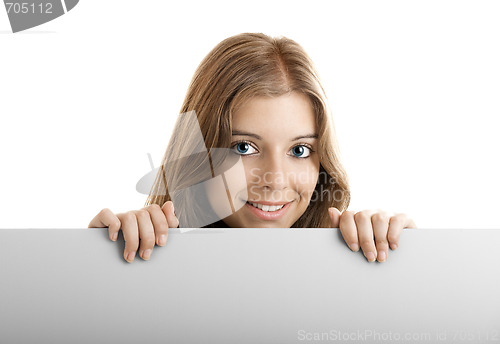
left=88, top=32, right=417, bottom=263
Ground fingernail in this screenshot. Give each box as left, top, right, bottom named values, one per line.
left=390, top=243, right=398, bottom=250
left=143, top=249, right=152, bottom=260
left=350, top=243, right=359, bottom=251
left=127, top=251, right=136, bottom=262
left=112, top=232, right=118, bottom=241
left=378, top=251, right=386, bottom=262
left=365, top=252, right=376, bottom=262
left=159, top=234, right=166, bottom=246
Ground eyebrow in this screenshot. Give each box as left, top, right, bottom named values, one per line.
left=232, top=130, right=318, bottom=142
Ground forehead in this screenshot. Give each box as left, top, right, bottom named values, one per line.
left=232, top=92, right=316, bottom=134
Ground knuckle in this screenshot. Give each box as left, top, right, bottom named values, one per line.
left=112, top=219, right=121, bottom=229
left=124, top=242, right=139, bottom=252
left=390, top=215, right=403, bottom=227
left=340, top=211, right=354, bottom=223
left=99, top=208, right=110, bottom=215
left=387, top=233, right=399, bottom=243
left=141, top=230, right=156, bottom=241
left=156, top=221, right=169, bottom=234
left=108, top=215, right=121, bottom=229
left=121, top=212, right=136, bottom=223
left=375, top=239, right=388, bottom=246
left=342, top=232, right=356, bottom=241
left=353, top=212, right=365, bottom=222
left=372, top=213, right=388, bottom=224
left=143, top=232, right=156, bottom=242
left=135, top=209, right=150, bottom=220
left=147, top=203, right=162, bottom=212
left=359, top=239, right=374, bottom=248
left=141, top=238, right=156, bottom=249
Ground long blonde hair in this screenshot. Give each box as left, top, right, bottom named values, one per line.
left=145, top=32, right=350, bottom=228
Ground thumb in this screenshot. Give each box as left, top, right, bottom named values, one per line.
left=328, top=207, right=341, bottom=228
left=162, top=201, right=179, bottom=228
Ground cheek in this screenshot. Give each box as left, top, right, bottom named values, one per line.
left=204, top=175, right=233, bottom=220
left=242, top=160, right=261, bottom=191
left=205, top=155, right=249, bottom=219
left=292, top=164, right=320, bottom=196
left=222, top=156, right=249, bottom=209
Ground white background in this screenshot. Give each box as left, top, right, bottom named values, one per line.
left=0, top=0, right=499, bottom=229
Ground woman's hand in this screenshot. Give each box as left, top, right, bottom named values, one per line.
left=328, top=208, right=417, bottom=262
left=88, top=201, right=179, bottom=263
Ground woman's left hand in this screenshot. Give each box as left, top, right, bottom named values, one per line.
left=328, top=208, right=417, bottom=262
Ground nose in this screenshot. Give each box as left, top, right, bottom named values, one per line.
left=257, top=152, right=288, bottom=191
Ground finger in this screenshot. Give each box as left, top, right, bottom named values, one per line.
left=162, top=201, right=179, bottom=229
left=407, top=217, right=417, bottom=229
left=338, top=210, right=359, bottom=251
left=116, top=212, right=139, bottom=263
left=133, top=209, right=156, bottom=261
left=387, top=213, right=414, bottom=250
left=145, top=204, right=169, bottom=246
left=371, top=212, right=392, bottom=262
left=354, top=210, right=378, bottom=262
left=328, top=207, right=341, bottom=228
left=88, top=208, right=121, bottom=242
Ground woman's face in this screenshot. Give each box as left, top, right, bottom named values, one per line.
left=220, top=91, right=320, bottom=228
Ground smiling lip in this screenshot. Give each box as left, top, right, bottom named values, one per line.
left=246, top=200, right=293, bottom=206
left=245, top=200, right=293, bottom=220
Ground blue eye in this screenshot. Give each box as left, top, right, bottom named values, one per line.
left=290, top=145, right=312, bottom=158
left=231, top=142, right=312, bottom=158
left=232, top=142, right=257, bottom=155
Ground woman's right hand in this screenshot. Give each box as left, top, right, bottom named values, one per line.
left=88, top=201, right=179, bottom=263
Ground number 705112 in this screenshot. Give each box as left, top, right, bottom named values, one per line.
left=5, top=2, right=53, bottom=14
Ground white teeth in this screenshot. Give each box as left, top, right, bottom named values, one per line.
left=249, top=202, right=284, bottom=212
